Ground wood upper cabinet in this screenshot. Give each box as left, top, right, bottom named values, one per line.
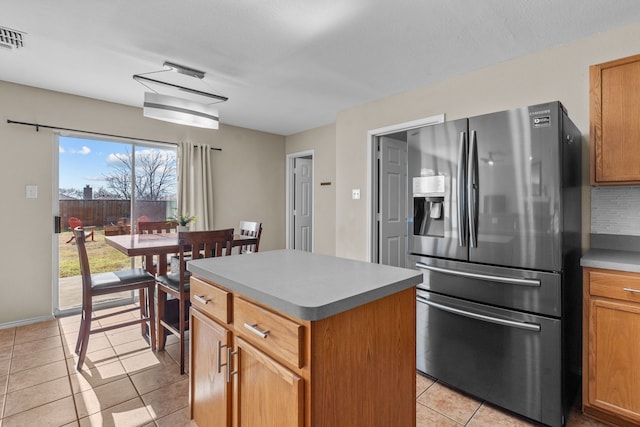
left=583, top=268, right=640, bottom=426
left=590, top=54, right=640, bottom=184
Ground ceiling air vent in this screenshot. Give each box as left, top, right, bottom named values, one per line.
left=0, top=26, right=26, bottom=50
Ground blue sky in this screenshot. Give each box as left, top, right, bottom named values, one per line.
left=58, top=136, right=177, bottom=195
left=58, top=136, right=131, bottom=190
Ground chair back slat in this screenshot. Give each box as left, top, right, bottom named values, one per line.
left=178, top=229, right=234, bottom=259
left=137, top=220, right=178, bottom=234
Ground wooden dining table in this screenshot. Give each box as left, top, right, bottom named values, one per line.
left=105, top=232, right=258, bottom=275
left=104, top=231, right=259, bottom=341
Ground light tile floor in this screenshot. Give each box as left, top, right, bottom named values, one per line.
left=416, top=373, right=608, bottom=426
left=0, top=304, right=611, bottom=427
left=0, top=305, right=190, bottom=427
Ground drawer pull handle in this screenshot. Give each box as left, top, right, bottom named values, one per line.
left=216, top=341, right=226, bottom=374
left=227, top=347, right=238, bottom=383
left=244, top=323, right=270, bottom=339
left=193, top=295, right=211, bottom=304
left=623, top=287, right=640, bottom=294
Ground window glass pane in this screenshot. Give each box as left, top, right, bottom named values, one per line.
left=56, top=135, right=177, bottom=312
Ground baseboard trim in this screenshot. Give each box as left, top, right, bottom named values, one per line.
left=0, top=314, right=56, bottom=330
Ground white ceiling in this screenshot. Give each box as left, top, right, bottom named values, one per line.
left=3, top=1, right=640, bottom=136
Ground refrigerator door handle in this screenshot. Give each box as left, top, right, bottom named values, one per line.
left=415, top=262, right=541, bottom=287
left=467, top=130, right=479, bottom=248
left=457, top=131, right=468, bottom=247
left=416, top=296, right=541, bottom=332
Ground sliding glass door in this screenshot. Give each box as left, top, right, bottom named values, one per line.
left=55, top=135, right=177, bottom=314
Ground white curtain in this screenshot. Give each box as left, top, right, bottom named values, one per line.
left=177, top=142, right=214, bottom=231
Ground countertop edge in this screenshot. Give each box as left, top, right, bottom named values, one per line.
left=187, top=258, right=422, bottom=321
left=581, top=248, right=640, bottom=273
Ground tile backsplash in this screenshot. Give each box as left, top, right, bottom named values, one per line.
left=591, top=186, right=640, bottom=235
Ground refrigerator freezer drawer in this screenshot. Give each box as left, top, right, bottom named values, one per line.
left=417, top=291, right=563, bottom=427
left=412, top=256, right=562, bottom=317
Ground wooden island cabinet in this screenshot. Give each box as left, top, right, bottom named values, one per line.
left=187, top=250, right=422, bottom=427
left=583, top=267, right=640, bottom=426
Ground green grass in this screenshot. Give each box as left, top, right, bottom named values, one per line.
left=58, top=228, right=133, bottom=277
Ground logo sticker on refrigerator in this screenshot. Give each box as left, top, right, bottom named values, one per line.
left=533, top=116, right=551, bottom=128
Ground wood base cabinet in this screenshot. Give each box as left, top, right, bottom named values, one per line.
left=234, top=337, right=304, bottom=426
left=189, top=276, right=416, bottom=427
left=190, top=308, right=231, bottom=427
left=583, top=268, right=640, bottom=426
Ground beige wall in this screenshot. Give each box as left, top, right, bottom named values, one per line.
left=333, top=21, right=640, bottom=261
left=4, top=21, right=640, bottom=325
left=285, top=123, right=336, bottom=255
left=0, top=81, right=285, bottom=325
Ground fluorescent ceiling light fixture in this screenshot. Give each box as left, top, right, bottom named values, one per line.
left=133, top=74, right=228, bottom=103
left=135, top=61, right=227, bottom=129
left=143, top=92, right=219, bottom=129
left=133, top=61, right=228, bottom=103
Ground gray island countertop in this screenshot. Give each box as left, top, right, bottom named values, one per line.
left=187, top=249, right=423, bottom=321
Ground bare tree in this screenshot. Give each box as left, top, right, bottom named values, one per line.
left=93, top=187, right=119, bottom=199
left=59, top=187, right=83, bottom=199
left=103, top=149, right=176, bottom=200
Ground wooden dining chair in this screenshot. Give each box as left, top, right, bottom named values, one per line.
left=237, top=220, right=262, bottom=253
left=72, top=227, right=156, bottom=371
left=156, top=228, right=234, bottom=374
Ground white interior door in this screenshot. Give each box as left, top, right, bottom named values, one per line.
left=294, top=157, right=313, bottom=252
left=378, top=136, right=407, bottom=267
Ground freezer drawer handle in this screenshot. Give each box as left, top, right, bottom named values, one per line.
left=417, top=296, right=541, bottom=332
left=415, top=262, right=541, bottom=287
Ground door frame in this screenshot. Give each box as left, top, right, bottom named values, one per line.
left=53, top=132, right=177, bottom=316
left=286, top=150, right=315, bottom=251
left=367, top=114, right=445, bottom=263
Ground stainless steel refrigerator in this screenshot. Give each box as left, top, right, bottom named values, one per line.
left=409, top=101, right=581, bottom=427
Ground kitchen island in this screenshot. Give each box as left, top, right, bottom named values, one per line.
left=187, top=249, right=422, bottom=427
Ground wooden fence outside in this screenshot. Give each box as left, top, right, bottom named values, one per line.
left=60, top=200, right=174, bottom=230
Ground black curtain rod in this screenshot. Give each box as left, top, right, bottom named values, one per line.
left=6, top=119, right=222, bottom=151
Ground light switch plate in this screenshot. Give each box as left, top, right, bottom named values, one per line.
left=352, top=189, right=360, bottom=200
left=26, top=185, right=38, bottom=199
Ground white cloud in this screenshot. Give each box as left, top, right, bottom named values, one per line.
left=59, top=146, right=65, bottom=153
left=68, top=146, right=91, bottom=155
left=106, top=152, right=128, bottom=165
